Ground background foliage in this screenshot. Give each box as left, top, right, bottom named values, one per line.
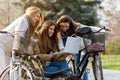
left=12, top=0, right=101, bottom=26
left=0, top=0, right=119, bottom=55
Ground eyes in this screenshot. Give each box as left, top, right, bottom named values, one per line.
left=49, top=25, right=55, bottom=33
left=59, top=22, right=70, bottom=30
left=35, top=15, right=40, bottom=19
left=48, top=25, right=55, bottom=37
left=34, top=13, right=40, bottom=20
left=49, top=27, right=55, bottom=31
left=60, top=25, right=69, bottom=29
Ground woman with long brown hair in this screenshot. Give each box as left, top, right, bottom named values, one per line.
left=56, top=15, right=96, bottom=80
left=36, top=20, right=71, bottom=77
left=56, top=15, right=110, bottom=80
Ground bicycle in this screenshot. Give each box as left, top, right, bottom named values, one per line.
left=67, top=26, right=106, bottom=80
left=0, top=31, right=33, bottom=80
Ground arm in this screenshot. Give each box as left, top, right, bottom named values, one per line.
left=80, top=24, right=105, bottom=32
left=12, top=17, right=29, bottom=53
left=52, top=52, right=74, bottom=62
left=38, top=54, right=53, bottom=62
left=58, top=38, right=65, bottom=51
left=15, top=17, right=28, bottom=38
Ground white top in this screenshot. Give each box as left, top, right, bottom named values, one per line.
left=58, top=25, right=103, bottom=52
left=0, top=14, right=29, bottom=56
left=3, top=14, right=29, bottom=38
left=58, top=38, right=65, bottom=51
left=80, top=24, right=105, bottom=32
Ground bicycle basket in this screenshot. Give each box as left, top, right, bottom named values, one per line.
left=91, top=32, right=105, bottom=52
left=87, top=42, right=105, bottom=53
left=94, top=32, right=105, bottom=44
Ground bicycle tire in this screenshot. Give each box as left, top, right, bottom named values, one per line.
left=0, top=65, right=33, bottom=80
left=92, top=54, right=104, bottom=80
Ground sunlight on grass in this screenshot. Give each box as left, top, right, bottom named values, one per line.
left=88, top=55, right=120, bottom=71
left=101, top=55, right=120, bottom=71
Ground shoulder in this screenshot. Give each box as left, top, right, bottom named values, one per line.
left=16, top=14, right=27, bottom=22
left=19, top=15, right=28, bottom=23
left=57, top=32, right=62, bottom=39
left=73, top=22, right=81, bottom=29
left=13, top=14, right=28, bottom=26
left=76, top=22, right=81, bottom=27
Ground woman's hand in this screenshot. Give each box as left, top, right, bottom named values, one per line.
left=52, top=52, right=74, bottom=61
left=105, top=27, right=111, bottom=31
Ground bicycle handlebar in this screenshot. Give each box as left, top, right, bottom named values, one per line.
left=0, top=31, right=15, bottom=37
left=75, top=26, right=107, bottom=37
left=0, top=31, right=8, bottom=33
left=93, top=26, right=106, bottom=33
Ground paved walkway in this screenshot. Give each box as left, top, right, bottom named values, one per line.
left=88, top=68, right=120, bottom=80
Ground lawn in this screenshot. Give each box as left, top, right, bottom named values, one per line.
left=101, top=55, right=120, bottom=71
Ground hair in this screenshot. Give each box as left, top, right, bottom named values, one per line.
left=56, top=15, right=78, bottom=36
left=38, top=20, right=59, bottom=54
left=25, top=6, right=43, bottom=28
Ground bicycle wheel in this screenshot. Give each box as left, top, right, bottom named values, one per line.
left=92, top=54, right=103, bottom=80
left=0, top=65, right=33, bottom=80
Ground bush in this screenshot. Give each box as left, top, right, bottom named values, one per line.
left=105, top=39, right=120, bottom=55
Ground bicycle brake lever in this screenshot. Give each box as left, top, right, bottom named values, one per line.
left=103, top=26, right=111, bottom=31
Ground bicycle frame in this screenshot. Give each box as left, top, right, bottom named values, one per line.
left=9, top=51, right=26, bottom=80
left=76, top=36, right=90, bottom=78
left=68, top=27, right=105, bottom=80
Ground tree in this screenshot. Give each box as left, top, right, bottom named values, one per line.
left=0, top=0, right=22, bottom=30
left=12, top=0, right=102, bottom=26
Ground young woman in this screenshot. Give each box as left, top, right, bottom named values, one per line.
left=56, top=15, right=105, bottom=51
left=0, top=6, right=43, bottom=74
left=56, top=15, right=79, bottom=51
left=56, top=15, right=103, bottom=80
left=56, top=15, right=110, bottom=80
left=35, top=20, right=71, bottom=77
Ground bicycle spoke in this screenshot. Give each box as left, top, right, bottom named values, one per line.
left=0, top=65, right=33, bottom=80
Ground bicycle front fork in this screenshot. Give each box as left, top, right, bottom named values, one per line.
left=10, top=50, right=16, bottom=80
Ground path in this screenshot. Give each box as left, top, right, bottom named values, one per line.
left=88, top=68, right=120, bottom=80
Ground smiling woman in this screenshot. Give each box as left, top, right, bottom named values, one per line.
left=48, top=24, right=55, bottom=37
left=31, top=20, right=72, bottom=78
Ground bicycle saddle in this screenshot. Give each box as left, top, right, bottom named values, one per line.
left=75, top=27, right=92, bottom=37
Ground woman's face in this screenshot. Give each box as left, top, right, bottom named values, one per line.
left=59, top=22, right=70, bottom=32
left=48, top=25, right=55, bottom=37
left=32, top=12, right=40, bottom=24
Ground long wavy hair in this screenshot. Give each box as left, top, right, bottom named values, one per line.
left=56, top=15, right=78, bottom=36
left=25, top=6, right=43, bottom=33
left=38, top=20, right=59, bottom=54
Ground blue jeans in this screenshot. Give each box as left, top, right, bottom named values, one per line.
left=44, top=60, right=70, bottom=77
left=76, top=50, right=88, bottom=80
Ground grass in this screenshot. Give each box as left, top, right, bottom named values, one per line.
left=88, top=55, right=120, bottom=71
left=101, top=55, right=120, bottom=71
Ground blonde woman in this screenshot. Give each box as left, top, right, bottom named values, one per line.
left=0, top=6, right=43, bottom=74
